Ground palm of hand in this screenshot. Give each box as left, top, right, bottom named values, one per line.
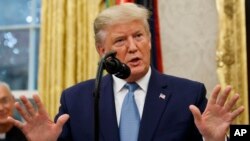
left=22, top=113, right=59, bottom=141
left=197, top=103, right=232, bottom=140
left=189, top=85, right=244, bottom=141
left=7, top=95, right=69, bottom=141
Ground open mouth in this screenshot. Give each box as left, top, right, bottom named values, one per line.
left=128, top=57, right=141, bottom=66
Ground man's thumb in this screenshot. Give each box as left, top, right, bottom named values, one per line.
left=56, top=114, right=70, bottom=129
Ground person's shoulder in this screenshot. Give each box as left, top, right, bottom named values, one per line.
left=8, top=126, right=22, bottom=134
left=163, top=73, right=203, bottom=85
left=62, top=78, right=96, bottom=95
left=62, top=74, right=112, bottom=94
left=7, top=126, right=27, bottom=141
left=155, top=73, right=205, bottom=93
left=159, top=73, right=207, bottom=97
left=152, top=67, right=203, bottom=85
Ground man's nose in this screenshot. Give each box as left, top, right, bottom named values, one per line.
left=127, top=37, right=137, bottom=52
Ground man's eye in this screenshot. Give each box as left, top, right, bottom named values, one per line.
left=136, top=34, right=142, bottom=37
left=135, top=33, right=143, bottom=40
left=116, top=39, right=124, bottom=43
left=114, top=39, right=125, bottom=46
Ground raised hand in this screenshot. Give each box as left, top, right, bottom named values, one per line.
left=189, top=85, right=244, bottom=141
left=7, top=95, right=69, bottom=141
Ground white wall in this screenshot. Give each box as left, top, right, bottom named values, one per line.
left=158, top=0, right=219, bottom=95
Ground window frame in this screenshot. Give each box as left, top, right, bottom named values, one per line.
left=0, top=0, right=41, bottom=94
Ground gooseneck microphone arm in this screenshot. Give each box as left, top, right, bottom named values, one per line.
left=93, top=51, right=115, bottom=141
left=93, top=50, right=130, bottom=141
left=94, top=51, right=117, bottom=100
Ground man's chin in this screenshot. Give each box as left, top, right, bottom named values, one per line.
left=128, top=68, right=148, bottom=81
left=130, top=65, right=148, bottom=74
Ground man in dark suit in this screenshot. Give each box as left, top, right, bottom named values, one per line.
left=8, top=3, right=244, bottom=141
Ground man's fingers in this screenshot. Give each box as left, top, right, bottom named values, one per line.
left=208, top=85, right=221, bottom=105
left=224, top=94, right=240, bottom=112
left=15, top=102, right=31, bottom=122
left=216, top=86, right=231, bottom=106
left=33, top=94, right=47, bottom=115
left=56, top=114, right=70, bottom=129
left=231, top=106, right=244, bottom=120
left=189, top=105, right=202, bottom=124
left=20, top=95, right=36, bottom=116
left=7, top=116, right=24, bottom=130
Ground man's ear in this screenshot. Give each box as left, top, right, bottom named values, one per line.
left=96, top=43, right=105, bottom=57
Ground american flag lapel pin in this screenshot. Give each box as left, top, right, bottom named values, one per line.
left=159, top=93, right=166, bottom=100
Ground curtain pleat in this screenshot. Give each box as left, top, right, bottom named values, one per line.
left=39, top=0, right=103, bottom=118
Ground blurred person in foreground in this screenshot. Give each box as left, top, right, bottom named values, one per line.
left=8, top=3, right=244, bottom=141
left=0, top=81, right=27, bottom=141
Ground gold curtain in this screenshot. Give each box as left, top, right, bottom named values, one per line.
left=216, top=0, right=249, bottom=124
left=38, top=0, right=103, bottom=118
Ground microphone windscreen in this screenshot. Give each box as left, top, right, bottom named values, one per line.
left=104, top=56, right=130, bottom=79
left=114, top=63, right=130, bottom=79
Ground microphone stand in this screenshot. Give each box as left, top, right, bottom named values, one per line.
left=93, top=51, right=116, bottom=141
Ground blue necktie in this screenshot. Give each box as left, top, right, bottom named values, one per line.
left=119, top=83, right=140, bottom=141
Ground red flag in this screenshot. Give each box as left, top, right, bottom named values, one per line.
left=135, top=0, right=163, bottom=72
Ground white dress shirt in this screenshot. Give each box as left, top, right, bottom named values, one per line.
left=0, top=133, right=6, bottom=139
left=113, top=67, right=151, bottom=125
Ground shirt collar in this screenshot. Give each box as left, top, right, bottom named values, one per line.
left=0, top=133, right=6, bottom=139
left=113, top=67, right=151, bottom=93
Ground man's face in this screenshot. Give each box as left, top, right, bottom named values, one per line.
left=97, top=20, right=151, bottom=82
left=0, top=85, right=14, bottom=123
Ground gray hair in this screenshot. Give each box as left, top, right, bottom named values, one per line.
left=0, top=81, right=12, bottom=96
left=94, top=3, right=151, bottom=44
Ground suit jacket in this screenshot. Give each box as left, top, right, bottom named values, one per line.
left=55, top=68, right=207, bottom=141
left=0, top=126, right=27, bottom=141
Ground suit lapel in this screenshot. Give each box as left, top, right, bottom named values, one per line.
left=98, top=69, right=171, bottom=141
left=99, top=75, right=120, bottom=141
left=138, top=69, right=171, bottom=141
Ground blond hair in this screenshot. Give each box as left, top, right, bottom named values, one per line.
left=94, top=3, right=151, bottom=44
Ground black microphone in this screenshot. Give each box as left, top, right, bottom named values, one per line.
left=104, top=51, right=131, bottom=79
left=93, top=50, right=130, bottom=141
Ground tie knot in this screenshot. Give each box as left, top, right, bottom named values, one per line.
left=125, top=83, right=139, bottom=93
